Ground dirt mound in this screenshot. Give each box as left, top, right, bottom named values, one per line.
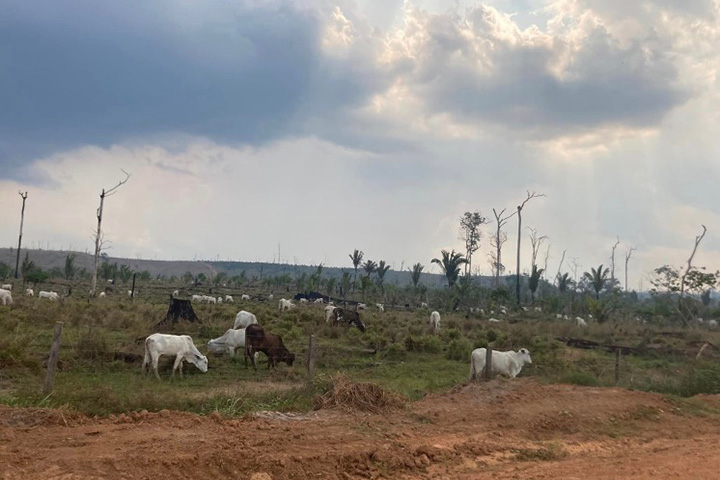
left=314, top=374, right=406, bottom=413
left=3, top=380, right=720, bottom=479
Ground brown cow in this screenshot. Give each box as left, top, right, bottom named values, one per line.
left=244, top=324, right=295, bottom=369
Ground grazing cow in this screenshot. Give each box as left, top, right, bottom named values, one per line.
left=191, top=294, right=203, bottom=303
left=332, top=307, right=366, bottom=332
left=430, top=311, right=441, bottom=331
left=314, top=298, right=324, bottom=304
left=534, top=307, right=542, bottom=312
left=268, top=294, right=274, bottom=300
left=324, top=305, right=337, bottom=324
left=38, top=291, right=59, bottom=301
left=25, top=288, right=34, bottom=297
left=0, top=288, right=13, bottom=306
left=299, top=298, right=308, bottom=304
left=488, top=317, right=501, bottom=323
left=241, top=294, right=250, bottom=301
left=244, top=324, right=295, bottom=369
left=1, top=284, right=12, bottom=291
left=225, top=295, right=234, bottom=303
left=142, top=333, right=208, bottom=380
left=575, top=317, right=588, bottom=328
left=420, top=302, right=428, bottom=308
left=556, top=314, right=563, bottom=319
left=98, top=292, right=106, bottom=298
left=376, top=303, right=384, bottom=312
left=469, top=348, right=532, bottom=381
left=278, top=298, right=295, bottom=311
left=233, top=310, right=259, bottom=329
left=206, top=295, right=217, bottom=304
left=172, top=290, right=179, bottom=297
left=217, top=296, right=223, bottom=304
left=206, top=328, right=251, bottom=357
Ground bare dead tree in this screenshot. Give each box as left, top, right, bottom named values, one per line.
left=527, top=227, right=548, bottom=268
left=515, top=191, right=545, bottom=305
left=491, top=207, right=516, bottom=288
left=14, top=191, right=28, bottom=278
left=555, top=249, right=566, bottom=285
left=569, top=257, right=581, bottom=287
left=542, top=244, right=551, bottom=280
left=90, top=170, right=130, bottom=297
left=679, top=225, right=707, bottom=297
left=624, top=245, right=637, bottom=292
left=610, top=236, right=620, bottom=288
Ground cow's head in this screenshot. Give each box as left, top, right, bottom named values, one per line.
left=517, top=348, right=532, bottom=364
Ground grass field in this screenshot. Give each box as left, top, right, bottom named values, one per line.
left=2, top=290, right=720, bottom=418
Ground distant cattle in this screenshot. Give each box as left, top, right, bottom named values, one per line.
left=331, top=307, right=366, bottom=332
left=244, top=324, right=295, bottom=369
left=0, top=289, right=13, bottom=306
left=38, top=291, right=59, bottom=301
left=225, top=295, right=234, bottom=303
left=25, top=288, right=34, bottom=297
left=278, top=298, right=295, bottom=312
left=1, top=284, right=12, bottom=291
left=430, top=311, right=441, bottom=331
left=241, top=294, right=250, bottom=301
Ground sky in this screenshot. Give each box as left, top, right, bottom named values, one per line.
left=1, top=0, right=719, bottom=290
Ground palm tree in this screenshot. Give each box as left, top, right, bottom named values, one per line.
left=528, top=264, right=544, bottom=303
left=349, top=249, right=363, bottom=291
left=556, top=272, right=572, bottom=293
left=362, top=259, right=377, bottom=278
left=411, top=263, right=424, bottom=290
left=583, top=264, right=610, bottom=300
left=431, top=250, right=467, bottom=288
left=376, top=260, right=391, bottom=292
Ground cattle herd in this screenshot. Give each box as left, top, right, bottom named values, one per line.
left=136, top=295, right=532, bottom=381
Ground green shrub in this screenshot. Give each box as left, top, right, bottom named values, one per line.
left=561, top=371, right=601, bottom=387
left=445, top=337, right=473, bottom=361
left=404, top=335, right=443, bottom=353
left=76, top=329, right=110, bottom=361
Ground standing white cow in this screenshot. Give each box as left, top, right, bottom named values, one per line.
left=0, top=288, right=13, bottom=306
left=430, top=311, right=441, bottom=331
left=25, top=288, right=34, bottom=297
left=241, top=294, right=250, bottom=301
left=142, top=333, right=208, bottom=380
left=375, top=303, right=384, bottom=312
left=469, top=348, right=532, bottom=380
left=278, top=298, right=295, bottom=312
left=233, top=310, right=259, bottom=329
left=1, top=284, right=12, bottom=291
left=225, top=295, right=234, bottom=303
left=324, top=305, right=338, bottom=323
left=38, top=291, right=59, bottom=301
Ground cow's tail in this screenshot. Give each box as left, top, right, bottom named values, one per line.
left=142, top=338, right=151, bottom=375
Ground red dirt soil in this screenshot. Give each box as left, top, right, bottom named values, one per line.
left=2, top=379, right=720, bottom=479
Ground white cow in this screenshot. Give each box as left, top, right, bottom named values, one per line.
left=324, top=305, right=338, bottom=324
left=488, top=317, right=501, bottom=323
left=0, top=288, right=13, bottom=306
left=430, top=311, right=441, bottom=330
left=207, top=328, right=247, bottom=357
left=206, top=295, right=217, bottom=304
left=575, top=317, right=588, bottom=328
left=314, top=298, right=324, bottom=304
left=556, top=314, right=563, bottom=319
left=420, top=302, right=428, bottom=308
left=1, top=284, right=12, bottom=291
left=25, top=288, right=34, bottom=297
left=225, top=295, right=234, bottom=303
left=191, top=294, right=203, bottom=303
left=217, top=296, right=223, bottom=304
left=142, top=333, right=208, bottom=380
left=278, top=298, right=295, bottom=312
left=376, top=303, right=384, bottom=312
left=241, top=294, right=250, bottom=301
left=469, top=348, right=532, bottom=381
left=268, top=294, right=274, bottom=300
left=98, top=292, right=106, bottom=298
left=299, top=298, right=308, bottom=304
left=172, top=290, right=179, bottom=297
left=708, top=319, right=719, bottom=328
left=233, top=310, right=259, bottom=329
left=38, top=291, right=59, bottom=301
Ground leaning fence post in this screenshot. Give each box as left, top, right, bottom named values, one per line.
left=484, top=346, right=493, bottom=381
left=307, top=335, right=317, bottom=384
left=614, top=348, right=621, bottom=385
left=44, top=322, right=63, bottom=395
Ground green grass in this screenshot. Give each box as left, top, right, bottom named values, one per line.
left=2, top=292, right=720, bottom=417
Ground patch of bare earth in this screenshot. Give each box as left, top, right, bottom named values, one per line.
left=2, top=379, right=720, bottom=479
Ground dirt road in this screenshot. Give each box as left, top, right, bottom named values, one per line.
left=2, top=379, right=720, bottom=479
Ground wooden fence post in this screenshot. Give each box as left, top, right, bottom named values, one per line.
left=44, top=322, right=63, bottom=395
left=307, top=335, right=317, bottom=384
left=131, top=273, right=136, bottom=302
left=484, top=346, right=493, bottom=381
left=614, top=348, right=621, bottom=385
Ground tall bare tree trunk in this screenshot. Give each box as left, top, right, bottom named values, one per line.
left=14, top=191, right=28, bottom=279
left=90, top=171, right=130, bottom=298
left=624, top=246, right=637, bottom=292
left=610, top=236, right=620, bottom=288
left=514, top=191, right=544, bottom=305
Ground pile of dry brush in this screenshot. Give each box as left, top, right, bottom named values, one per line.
left=314, top=374, right=405, bottom=414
